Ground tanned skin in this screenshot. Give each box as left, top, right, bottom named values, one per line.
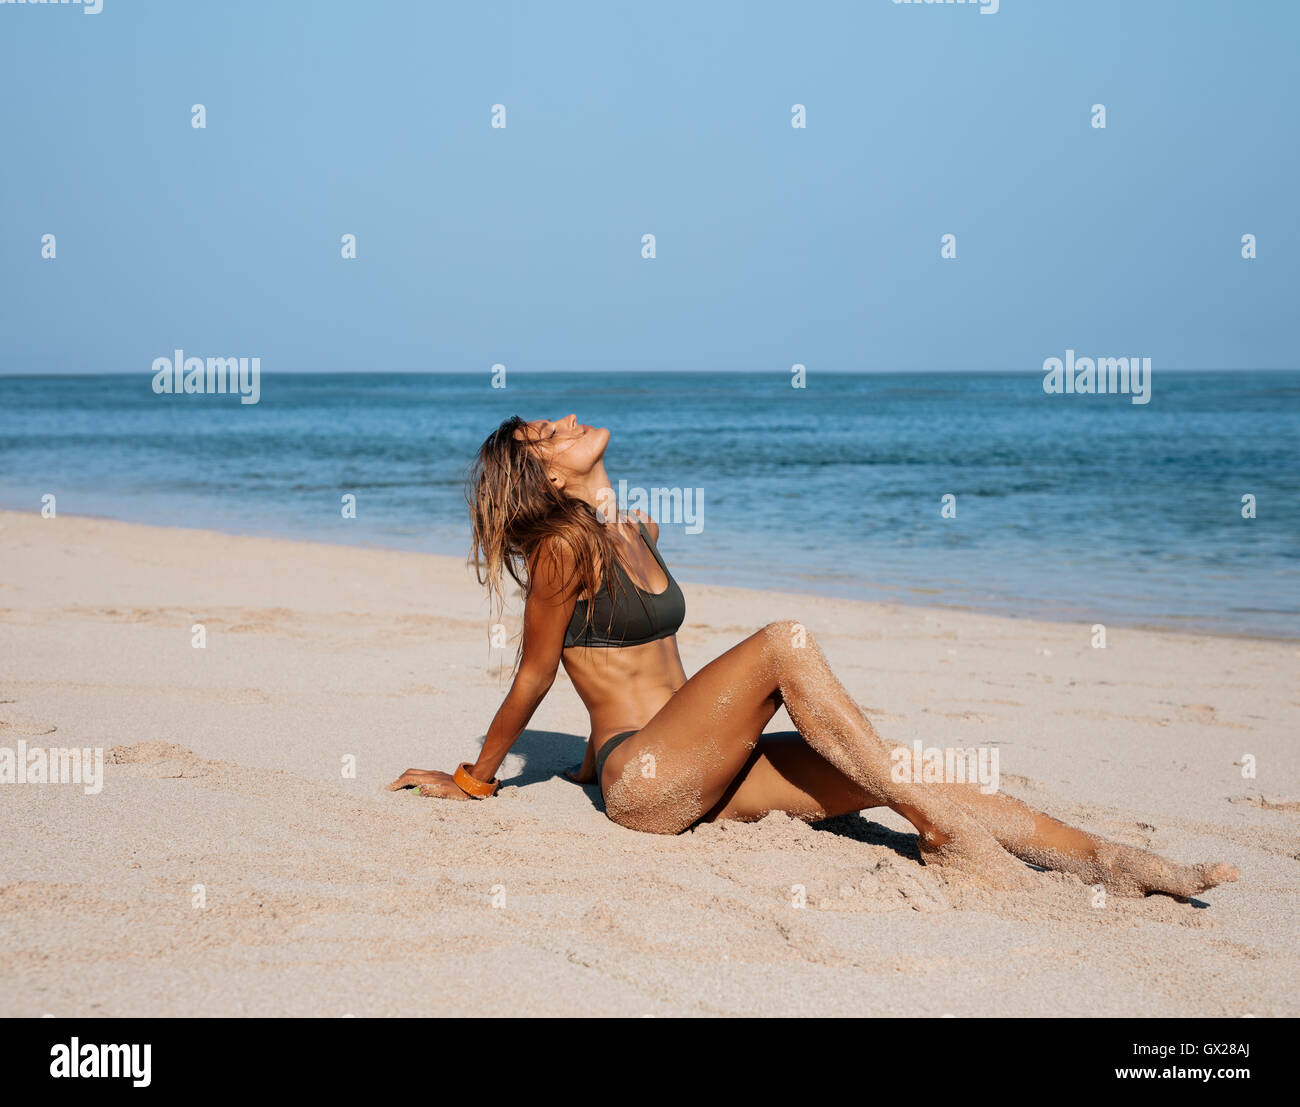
left=389, top=415, right=1239, bottom=898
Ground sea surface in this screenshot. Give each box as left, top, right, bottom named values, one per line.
left=1, top=371, right=1297, bottom=638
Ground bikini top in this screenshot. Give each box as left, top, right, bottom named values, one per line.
left=563, top=520, right=686, bottom=649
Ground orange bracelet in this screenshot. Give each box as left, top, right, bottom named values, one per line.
left=453, top=763, right=499, bottom=798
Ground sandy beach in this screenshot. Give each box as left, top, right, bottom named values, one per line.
left=1, top=509, right=1296, bottom=1017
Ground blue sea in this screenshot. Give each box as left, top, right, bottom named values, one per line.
left=1, top=371, right=1296, bottom=638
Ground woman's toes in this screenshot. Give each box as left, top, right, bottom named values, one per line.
left=1196, top=862, right=1240, bottom=891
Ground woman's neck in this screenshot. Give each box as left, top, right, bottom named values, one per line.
left=566, top=462, right=619, bottom=522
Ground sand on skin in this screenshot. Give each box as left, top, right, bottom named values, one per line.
left=0, top=510, right=1296, bottom=1016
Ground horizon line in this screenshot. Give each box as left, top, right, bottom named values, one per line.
left=2, top=366, right=1296, bottom=379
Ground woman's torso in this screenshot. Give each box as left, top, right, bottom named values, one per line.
left=560, top=518, right=688, bottom=751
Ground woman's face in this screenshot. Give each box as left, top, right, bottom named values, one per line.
left=517, top=414, right=610, bottom=484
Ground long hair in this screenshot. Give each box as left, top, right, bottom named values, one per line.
left=466, top=415, right=626, bottom=668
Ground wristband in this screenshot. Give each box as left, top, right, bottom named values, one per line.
left=453, top=763, right=499, bottom=798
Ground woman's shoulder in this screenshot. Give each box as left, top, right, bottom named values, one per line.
left=526, top=533, right=581, bottom=601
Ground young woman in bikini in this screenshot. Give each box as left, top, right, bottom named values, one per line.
left=388, top=414, right=1239, bottom=898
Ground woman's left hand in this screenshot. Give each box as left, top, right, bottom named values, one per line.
left=387, top=768, right=472, bottom=800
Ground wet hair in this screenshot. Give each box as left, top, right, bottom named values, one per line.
left=466, top=415, right=625, bottom=668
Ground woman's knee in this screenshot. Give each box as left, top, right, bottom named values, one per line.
left=759, top=620, right=818, bottom=664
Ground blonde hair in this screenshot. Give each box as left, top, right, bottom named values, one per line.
left=466, top=415, right=626, bottom=668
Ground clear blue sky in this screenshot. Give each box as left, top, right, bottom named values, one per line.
left=1, top=0, right=1296, bottom=373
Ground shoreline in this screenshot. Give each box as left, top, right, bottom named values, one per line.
left=1, top=505, right=1291, bottom=645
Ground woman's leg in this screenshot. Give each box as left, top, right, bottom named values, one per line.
left=703, top=732, right=1239, bottom=898
left=602, top=621, right=1030, bottom=884
left=942, top=781, right=1238, bottom=897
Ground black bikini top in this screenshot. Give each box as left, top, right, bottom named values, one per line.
left=563, top=520, right=686, bottom=649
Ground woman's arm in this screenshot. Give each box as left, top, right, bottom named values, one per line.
left=390, top=537, right=576, bottom=798
left=464, top=606, right=565, bottom=785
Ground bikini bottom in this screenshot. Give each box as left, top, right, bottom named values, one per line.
left=594, top=729, right=639, bottom=798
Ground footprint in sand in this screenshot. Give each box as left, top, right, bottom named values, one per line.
left=1228, top=794, right=1300, bottom=815
left=106, top=741, right=208, bottom=779
left=817, top=857, right=949, bottom=913
left=0, top=715, right=58, bottom=737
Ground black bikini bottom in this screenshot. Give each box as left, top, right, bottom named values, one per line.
left=594, top=730, right=639, bottom=797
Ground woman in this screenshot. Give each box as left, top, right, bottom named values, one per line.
left=389, top=414, right=1239, bottom=898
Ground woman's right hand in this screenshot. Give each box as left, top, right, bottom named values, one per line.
left=387, top=768, right=472, bottom=800
left=562, top=762, right=597, bottom=784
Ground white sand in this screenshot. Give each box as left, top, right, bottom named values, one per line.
left=0, top=510, right=1296, bottom=1016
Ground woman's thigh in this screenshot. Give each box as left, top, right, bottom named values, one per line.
left=701, top=732, right=882, bottom=824
left=600, top=626, right=789, bottom=833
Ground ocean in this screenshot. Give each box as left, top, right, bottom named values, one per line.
left=1, top=370, right=1296, bottom=638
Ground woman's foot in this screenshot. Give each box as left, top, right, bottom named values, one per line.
left=1016, top=837, right=1240, bottom=898
left=1084, top=841, right=1239, bottom=898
